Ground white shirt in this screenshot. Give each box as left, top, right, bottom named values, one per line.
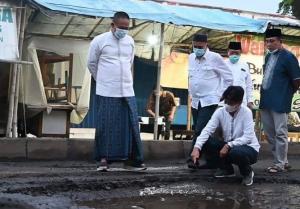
left=87, top=31, right=135, bottom=97
left=225, top=60, right=254, bottom=105
left=194, top=105, right=260, bottom=152
left=188, top=49, right=233, bottom=109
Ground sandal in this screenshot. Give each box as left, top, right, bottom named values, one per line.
left=284, top=163, right=292, bottom=171
left=267, top=166, right=285, bottom=173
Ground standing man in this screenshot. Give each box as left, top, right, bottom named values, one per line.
left=88, top=11, right=146, bottom=171
left=260, top=28, right=300, bottom=173
left=225, top=41, right=254, bottom=109
left=187, top=34, right=233, bottom=168
left=146, top=85, right=176, bottom=140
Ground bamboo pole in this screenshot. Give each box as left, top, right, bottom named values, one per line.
left=187, top=95, right=192, bottom=131
left=12, top=4, right=27, bottom=137
left=6, top=6, right=22, bottom=137
left=0, top=59, right=32, bottom=65
left=67, top=53, right=74, bottom=103
left=153, top=23, right=165, bottom=140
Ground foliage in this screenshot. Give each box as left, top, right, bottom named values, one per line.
left=278, top=0, right=300, bottom=19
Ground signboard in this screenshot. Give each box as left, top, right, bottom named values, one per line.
left=0, top=6, right=19, bottom=61
left=161, top=34, right=300, bottom=110
left=161, top=52, right=189, bottom=89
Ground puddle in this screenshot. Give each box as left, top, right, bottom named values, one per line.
left=78, top=183, right=300, bottom=209
left=80, top=194, right=251, bottom=209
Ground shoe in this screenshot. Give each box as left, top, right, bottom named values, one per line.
left=214, top=168, right=235, bottom=178
left=243, top=171, right=254, bottom=186
left=96, top=161, right=109, bottom=172
left=187, top=159, right=199, bottom=169
left=123, top=161, right=147, bottom=171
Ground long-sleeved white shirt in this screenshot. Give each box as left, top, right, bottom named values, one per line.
left=194, top=105, right=260, bottom=152
left=87, top=31, right=135, bottom=97
left=225, top=60, right=253, bottom=105
left=188, top=49, right=233, bottom=109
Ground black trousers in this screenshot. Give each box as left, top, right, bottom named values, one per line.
left=189, top=103, right=218, bottom=154
left=202, top=138, right=258, bottom=176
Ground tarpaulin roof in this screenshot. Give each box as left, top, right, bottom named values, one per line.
left=29, top=0, right=268, bottom=33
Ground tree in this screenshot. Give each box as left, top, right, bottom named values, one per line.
left=278, top=0, right=300, bottom=19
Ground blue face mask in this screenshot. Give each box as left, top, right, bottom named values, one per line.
left=229, top=55, right=240, bottom=64
left=193, top=47, right=206, bottom=57
left=114, top=28, right=128, bottom=39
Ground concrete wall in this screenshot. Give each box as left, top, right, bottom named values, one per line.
left=0, top=138, right=299, bottom=161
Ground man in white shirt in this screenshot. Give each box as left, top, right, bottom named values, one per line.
left=225, top=41, right=254, bottom=109
left=188, top=34, right=233, bottom=169
left=87, top=11, right=145, bottom=171
left=191, top=86, right=260, bottom=186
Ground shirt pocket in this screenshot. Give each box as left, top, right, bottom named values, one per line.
left=201, top=67, right=217, bottom=80
left=236, top=72, right=247, bottom=86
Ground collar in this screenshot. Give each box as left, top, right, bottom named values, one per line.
left=110, top=30, right=117, bottom=39
left=268, top=48, right=282, bottom=56
left=227, top=105, right=242, bottom=118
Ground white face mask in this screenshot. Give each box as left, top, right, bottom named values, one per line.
left=267, top=49, right=279, bottom=54
left=114, top=28, right=128, bottom=39
left=225, top=104, right=240, bottom=113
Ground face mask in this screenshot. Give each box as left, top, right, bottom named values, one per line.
left=193, top=47, right=206, bottom=57
left=267, top=49, right=278, bottom=54
left=225, top=104, right=240, bottom=113
left=229, top=55, right=240, bottom=64
left=114, top=28, right=128, bottom=39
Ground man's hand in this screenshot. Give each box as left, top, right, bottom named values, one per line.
left=191, top=147, right=201, bottom=164
left=168, top=114, right=174, bottom=122
left=220, top=144, right=230, bottom=158
left=247, top=102, right=254, bottom=110
left=146, top=109, right=155, bottom=118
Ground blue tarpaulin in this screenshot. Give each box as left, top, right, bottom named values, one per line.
left=30, top=0, right=268, bottom=33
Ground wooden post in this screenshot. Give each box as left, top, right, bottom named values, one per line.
left=67, top=53, right=73, bottom=103
left=187, top=95, right=192, bottom=131
left=6, top=64, right=17, bottom=137
left=154, top=23, right=165, bottom=140
left=12, top=4, right=27, bottom=137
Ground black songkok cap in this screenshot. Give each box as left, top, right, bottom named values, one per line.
left=193, top=34, right=208, bottom=42
left=228, top=41, right=242, bottom=50
left=265, top=28, right=282, bottom=38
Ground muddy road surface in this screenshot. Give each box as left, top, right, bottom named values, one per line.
left=0, top=159, right=300, bottom=209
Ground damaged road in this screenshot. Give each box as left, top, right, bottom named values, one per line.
left=0, top=158, right=300, bottom=208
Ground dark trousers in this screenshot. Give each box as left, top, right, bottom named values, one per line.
left=161, top=119, right=171, bottom=140
left=189, top=103, right=218, bottom=154
left=141, top=116, right=171, bottom=140
left=202, top=138, right=258, bottom=176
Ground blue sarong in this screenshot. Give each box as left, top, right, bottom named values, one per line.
left=94, top=96, right=144, bottom=162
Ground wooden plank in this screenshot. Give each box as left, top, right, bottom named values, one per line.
left=88, top=17, right=104, bottom=38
